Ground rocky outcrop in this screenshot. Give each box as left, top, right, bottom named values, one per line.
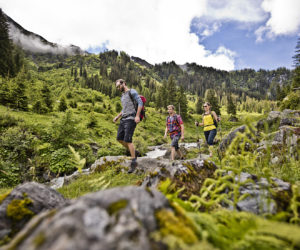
left=141, top=159, right=217, bottom=199
left=217, top=125, right=246, bottom=157
left=0, top=182, right=67, bottom=245
left=90, top=155, right=217, bottom=200
left=229, top=172, right=292, bottom=214
left=218, top=109, right=300, bottom=161
left=4, top=186, right=170, bottom=250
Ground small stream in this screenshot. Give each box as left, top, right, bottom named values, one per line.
left=145, top=142, right=199, bottom=159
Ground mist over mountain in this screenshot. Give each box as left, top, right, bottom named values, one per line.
left=4, top=13, right=84, bottom=56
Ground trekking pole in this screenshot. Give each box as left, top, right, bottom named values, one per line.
left=195, top=120, right=201, bottom=156
left=218, top=115, right=222, bottom=142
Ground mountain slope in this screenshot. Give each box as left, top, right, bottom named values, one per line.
left=5, top=12, right=84, bottom=55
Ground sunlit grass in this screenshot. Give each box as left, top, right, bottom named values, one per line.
left=57, top=166, right=145, bottom=199
left=0, top=187, right=12, bottom=196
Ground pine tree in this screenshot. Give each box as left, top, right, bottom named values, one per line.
left=0, top=77, right=12, bottom=105
left=292, top=37, right=300, bottom=89
left=166, top=75, right=177, bottom=105
left=205, top=89, right=221, bottom=115
left=58, top=95, right=68, bottom=112
left=80, top=65, right=83, bottom=77
left=41, top=83, right=53, bottom=112
left=196, top=97, right=204, bottom=114
left=0, top=9, right=15, bottom=77
left=11, top=68, right=28, bottom=110
left=176, top=86, right=188, bottom=119
left=227, top=93, right=236, bottom=116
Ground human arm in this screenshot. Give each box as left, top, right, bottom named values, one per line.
left=180, top=124, right=184, bottom=141
left=135, top=106, right=142, bottom=123
left=211, top=111, right=220, bottom=122
left=164, top=126, right=168, bottom=139
left=195, top=118, right=204, bottom=126
left=113, top=111, right=122, bottom=122
left=130, top=89, right=143, bottom=123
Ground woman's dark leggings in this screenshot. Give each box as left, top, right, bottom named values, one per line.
left=204, top=129, right=217, bottom=146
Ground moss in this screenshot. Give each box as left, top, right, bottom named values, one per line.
left=155, top=208, right=198, bottom=244
left=149, top=171, right=159, bottom=178
left=0, top=191, right=10, bottom=205
left=0, top=235, right=11, bottom=247
left=33, top=232, right=46, bottom=247
left=6, top=195, right=34, bottom=221
left=94, top=159, right=125, bottom=173
left=107, top=199, right=128, bottom=215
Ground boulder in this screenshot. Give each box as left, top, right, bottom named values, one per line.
left=4, top=186, right=170, bottom=250
left=142, top=159, right=217, bottom=199
left=225, top=172, right=292, bottom=215
left=218, top=125, right=246, bottom=157
left=0, top=182, right=67, bottom=245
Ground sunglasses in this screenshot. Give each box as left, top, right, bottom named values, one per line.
left=116, top=83, right=123, bottom=89
left=203, top=105, right=208, bottom=107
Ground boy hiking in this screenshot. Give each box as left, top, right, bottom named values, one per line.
left=113, top=79, right=143, bottom=173
left=164, top=105, right=185, bottom=163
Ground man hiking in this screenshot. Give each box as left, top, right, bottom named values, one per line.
left=164, top=105, right=185, bottom=163
left=113, top=79, right=143, bottom=173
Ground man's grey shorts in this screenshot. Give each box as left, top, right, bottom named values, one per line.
left=171, top=134, right=181, bottom=151
left=117, top=119, right=136, bottom=143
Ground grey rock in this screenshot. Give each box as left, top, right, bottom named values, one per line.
left=226, top=172, right=291, bottom=215
left=90, top=156, right=125, bottom=172
left=282, top=109, right=300, bottom=118
left=50, top=177, right=65, bottom=189
left=267, top=111, right=281, bottom=120
left=0, top=182, right=67, bottom=243
left=237, top=187, right=277, bottom=214
left=279, top=118, right=299, bottom=127
left=6, top=186, right=170, bottom=250
left=218, top=125, right=246, bottom=155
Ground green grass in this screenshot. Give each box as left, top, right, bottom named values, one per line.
left=57, top=166, right=146, bottom=199
left=0, top=187, right=12, bottom=196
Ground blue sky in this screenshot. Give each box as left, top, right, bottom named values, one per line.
left=191, top=19, right=298, bottom=70
left=1, top=0, right=300, bottom=71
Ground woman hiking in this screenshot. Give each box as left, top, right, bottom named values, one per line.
left=195, top=102, right=220, bottom=157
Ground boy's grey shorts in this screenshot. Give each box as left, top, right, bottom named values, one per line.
left=171, top=134, right=180, bottom=150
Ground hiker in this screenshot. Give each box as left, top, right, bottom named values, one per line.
left=164, top=105, right=185, bottom=162
left=195, top=102, right=220, bottom=157
left=113, top=79, right=143, bottom=173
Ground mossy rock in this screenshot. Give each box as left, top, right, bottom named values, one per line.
left=0, top=182, right=67, bottom=246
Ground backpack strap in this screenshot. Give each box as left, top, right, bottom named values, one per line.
left=173, top=114, right=181, bottom=132
left=128, top=89, right=137, bottom=111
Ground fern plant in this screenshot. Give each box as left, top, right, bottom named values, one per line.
left=68, top=145, right=86, bottom=173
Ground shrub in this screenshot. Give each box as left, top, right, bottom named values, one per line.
left=0, top=127, right=36, bottom=186
left=50, top=148, right=75, bottom=174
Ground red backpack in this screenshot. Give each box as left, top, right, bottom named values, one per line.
left=129, top=90, right=147, bottom=121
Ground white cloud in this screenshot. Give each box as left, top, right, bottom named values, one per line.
left=0, top=0, right=237, bottom=70
left=205, top=0, right=267, bottom=23
left=1, top=0, right=299, bottom=70
left=191, top=0, right=268, bottom=40
left=256, top=0, right=300, bottom=41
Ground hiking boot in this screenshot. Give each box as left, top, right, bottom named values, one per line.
left=135, top=150, right=141, bottom=158
left=128, top=159, right=137, bottom=174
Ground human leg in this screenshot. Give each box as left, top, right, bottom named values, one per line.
left=123, top=119, right=137, bottom=173
left=171, top=147, right=176, bottom=161
left=207, top=129, right=217, bottom=146
left=207, top=129, right=217, bottom=157
left=204, top=131, right=210, bottom=145
left=171, top=135, right=180, bottom=161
